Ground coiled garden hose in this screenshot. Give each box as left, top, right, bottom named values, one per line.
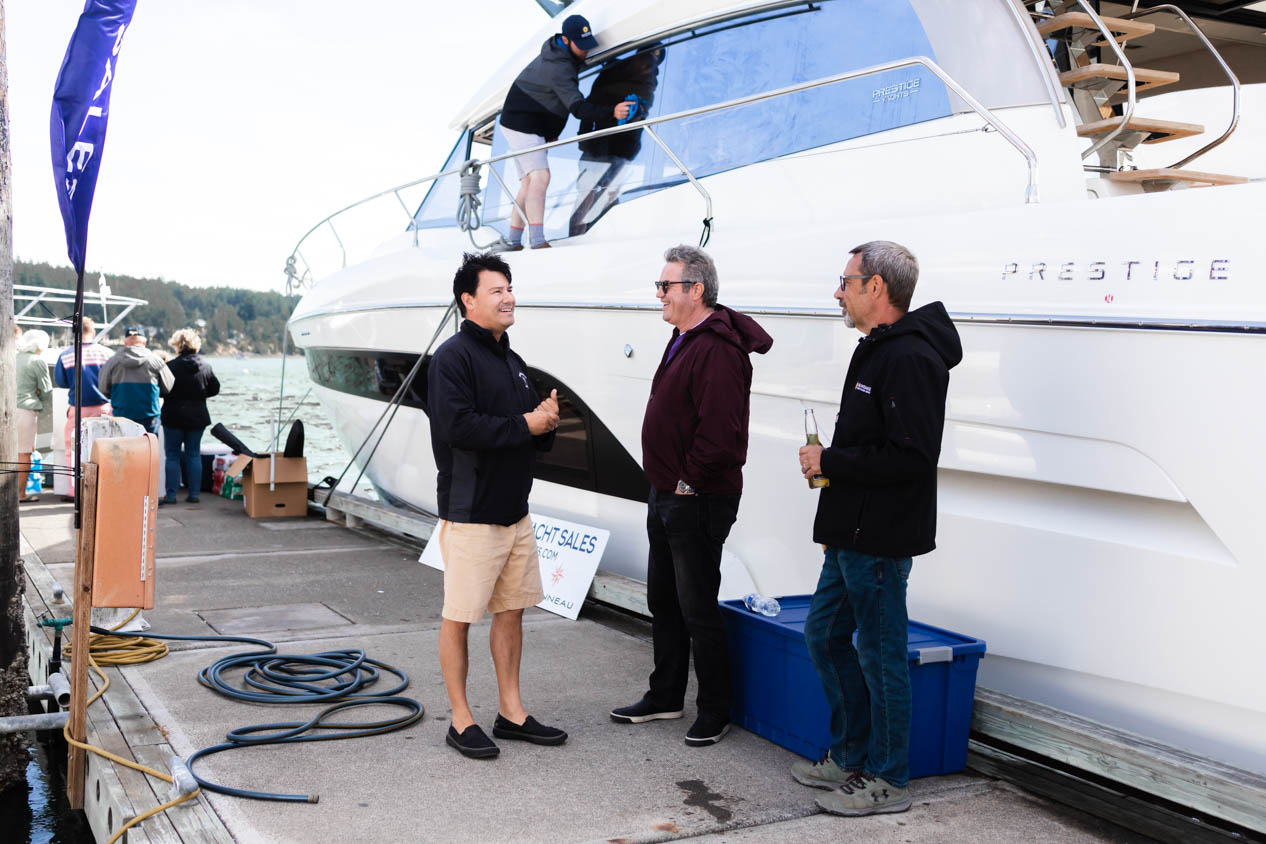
left=87, top=627, right=424, bottom=803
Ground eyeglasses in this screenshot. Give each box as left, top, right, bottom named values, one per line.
left=839, top=273, right=872, bottom=291
left=654, top=280, right=699, bottom=294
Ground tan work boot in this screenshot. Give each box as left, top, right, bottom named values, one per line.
left=816, top=772, right=912, bottom=816
left=791, top=755, right=857, bottom=790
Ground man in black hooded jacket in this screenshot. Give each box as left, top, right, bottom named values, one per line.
left=498, top=13, right=632, bottom=249
left=794, top=240, right=962, bottom=817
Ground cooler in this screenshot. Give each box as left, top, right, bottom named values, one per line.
left=720, top=595, right=986, bottom=778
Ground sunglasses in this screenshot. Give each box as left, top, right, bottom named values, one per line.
left=839, top=273, right=872, bottom=291
left=654, top=280, right=699, bottom=294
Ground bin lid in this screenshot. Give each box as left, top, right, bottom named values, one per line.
left=720, top=595, right=986, bottom=659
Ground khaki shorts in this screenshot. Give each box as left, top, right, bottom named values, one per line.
left=439, top=516, right=543, bottom=622
left=16, top=408, right=38, bottom=452
left=499, top=123, right=549, bottom=180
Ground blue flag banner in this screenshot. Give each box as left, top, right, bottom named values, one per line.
left=50, top=0, right=136, bottom=275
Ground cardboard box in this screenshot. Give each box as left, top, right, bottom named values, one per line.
left=227, top=453, right=308, bottom=518
left=721, top=596, right=986, bottom=778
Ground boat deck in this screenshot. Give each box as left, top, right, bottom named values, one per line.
left=19, top=494, right=1150, bottom=843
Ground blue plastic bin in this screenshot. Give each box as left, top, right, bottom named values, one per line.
left=720, top=595, right=986, bottom=778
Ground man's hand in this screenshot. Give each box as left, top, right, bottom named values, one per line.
left=537, top=389, right=559, bottom=417
left=798, top=444, right=824, bottom=480
left=613, top=101, right=633, bottom=121
left=525, top=391, right=559, bottom=436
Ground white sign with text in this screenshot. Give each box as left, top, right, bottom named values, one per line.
left=419, top=514, right=610, bottom=621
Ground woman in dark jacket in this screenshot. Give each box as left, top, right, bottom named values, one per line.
left=160, top=328, right=220, bottom=504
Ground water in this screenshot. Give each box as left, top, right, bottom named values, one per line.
left=202, top=356, right=371, bottom=495
left=0, top=737, right=94, bottom=843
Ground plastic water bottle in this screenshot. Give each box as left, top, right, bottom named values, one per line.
left=744, top=593, right=781, bottom=618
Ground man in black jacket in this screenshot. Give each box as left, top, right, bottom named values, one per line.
left=499, top=14, right=632, bottom=249
left=794, top=241, right=962, bottom=816
left=427, top=252, right=564, bottom=759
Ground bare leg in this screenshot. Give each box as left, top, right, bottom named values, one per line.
left=511, top=177, right=530, bottom=230
left=523, top=168, right=550, bottom=226
left=490, top=608, right=528, bottom=723
left=16, top=452, right=31, bottom=500
left=439, top=618, right=475, bottom=731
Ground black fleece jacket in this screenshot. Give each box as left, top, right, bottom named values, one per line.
left=500, top=37, right=612, bottom=140
left=641, top=306, right=773, bottom=495
left=427, top=320, right=553, bottom=525
left=813, top=302, right=962, bottom=558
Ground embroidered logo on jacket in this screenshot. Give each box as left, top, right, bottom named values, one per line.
left=518, top=372, right=530, bottom=390
left=854, top=382, right=872, bottom=394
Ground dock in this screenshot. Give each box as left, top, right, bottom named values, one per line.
left=20, top=494, right=1159, bottom=843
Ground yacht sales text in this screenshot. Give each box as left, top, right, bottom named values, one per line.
left=534, top=523, right=599, bottom=554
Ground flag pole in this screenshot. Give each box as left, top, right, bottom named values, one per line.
left=72, top=267, right=84, bottom=529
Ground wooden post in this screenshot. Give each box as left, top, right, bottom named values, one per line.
left=0, top=0, right=29, bottom=797
left=67, top=462, right=98, bottom=809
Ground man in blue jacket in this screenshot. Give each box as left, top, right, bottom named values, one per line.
left=54, top=316, right=113, bottom=499
left=794, top=241, right=962, bottom=816
left=499, top=14, right=632, bottom=249
left=427, top=252, right=564, bottom=759
left=98, top=327, right=174, bottom=434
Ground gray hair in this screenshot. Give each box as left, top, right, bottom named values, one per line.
left=169, top=328, right=202, bottom=354
left=18, top=329, right=50, bottom=354
left=850, top=240, right=919, bottom=312
left=664, top=244, right=719, bottom=308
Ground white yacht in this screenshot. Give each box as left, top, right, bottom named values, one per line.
left=286, top=1, right=1266, bottom=779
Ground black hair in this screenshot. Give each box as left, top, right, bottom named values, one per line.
left=452, top=251, right=512, bottom=316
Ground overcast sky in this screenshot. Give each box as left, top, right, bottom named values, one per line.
left=8, top=0, right=545, bottom=292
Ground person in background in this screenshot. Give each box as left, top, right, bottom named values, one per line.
left=53, top=316, right=112, bottom=500
left=611, top=245, right=772, bottom=747
left=426, top=251, right=565, bottom=759
left=98, top=326, right=174, bottom=435
left=498, top=13, right=633, bottom=250
left=793, top=241, right=961, bottom=817
left=15, top=329, right=54, bottom=503
left=160, top=329, right=219, bottom=505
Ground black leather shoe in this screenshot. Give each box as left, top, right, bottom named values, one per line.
left=610, top=697, right=684, bottom=724
left=492, top=714, right=567, bottom=746
left=685, top=712, right=731, bottom=747
left=446, top=724, right=499, bottom=759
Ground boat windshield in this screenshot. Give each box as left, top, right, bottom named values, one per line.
left=473, top=0, right=1052, bottom=244
left=533, top=0, right=573, bottom=17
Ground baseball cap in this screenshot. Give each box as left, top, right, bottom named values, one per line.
left=562, top=14, right=599, bottom=51
left=124, top=326, right=143, bottom=336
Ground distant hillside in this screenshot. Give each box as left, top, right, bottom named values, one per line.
left=14, top=261, right=300, bottom=354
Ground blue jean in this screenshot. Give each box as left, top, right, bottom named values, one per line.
left=804, top=547, right=914, bottom=787
left=163, top=425, right=204, bottom=499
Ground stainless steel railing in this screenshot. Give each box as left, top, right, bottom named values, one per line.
left=1123, top=4, right=1240, bottom=170
left=285, top=56, right=1040, bottom=290
left=1073, top=0, right=1138, bottom=162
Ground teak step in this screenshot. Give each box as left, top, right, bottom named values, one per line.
left=1060, top=64, right=1180, bottom=94
left=1037, top=12, right=1155, bottom=43
left=1107, top=168, right=1248, bottom=187
left=1077, top=115, right=1204, bottom=144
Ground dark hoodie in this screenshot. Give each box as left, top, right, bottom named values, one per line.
left=813, top=302, right=963, bottom=558
left=641, top=305, right=774, bottom=495
left=500, top=37, right=613, bottom=141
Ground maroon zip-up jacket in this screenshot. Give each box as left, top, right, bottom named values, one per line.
left=641, top=305, right=773, bottom=495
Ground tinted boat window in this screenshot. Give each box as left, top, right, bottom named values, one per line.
left=481, top=0, right=950, bottom=242
left=412, top=132, right=471, bottom=230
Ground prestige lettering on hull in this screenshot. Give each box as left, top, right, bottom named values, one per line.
left=1001, top=259, right=1230, bottom=283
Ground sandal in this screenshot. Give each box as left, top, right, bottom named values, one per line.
left=19, top=496, right=40, bottom=503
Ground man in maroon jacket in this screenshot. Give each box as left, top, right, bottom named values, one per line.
left=610, top=245, right=773, bottom=746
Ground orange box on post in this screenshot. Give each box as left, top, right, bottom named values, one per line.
left=89, top=434, right=159, bottom=609
left=227, top=453, right=308, bottom=518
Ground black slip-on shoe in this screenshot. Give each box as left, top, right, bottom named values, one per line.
left=685, top=712, right=731, bottom=747
left=446, top=724, right=499, bottom=759
left=610, top=697, right=684, bottom=724
left=492, top=714, right=567, bottom=746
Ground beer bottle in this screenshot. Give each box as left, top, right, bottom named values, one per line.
left=805, top=409, right=829, bottom=489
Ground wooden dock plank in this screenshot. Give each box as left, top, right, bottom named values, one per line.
left=131, top=744, right=235, bottom=844
left=84, top=692, right=182, bottom=843
left=972, top=688, right=1266, bottom=834
left=102, top=664, right=169, bottom=748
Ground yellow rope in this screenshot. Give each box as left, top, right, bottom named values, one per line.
left=64, top=620, right=198, bottom=843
